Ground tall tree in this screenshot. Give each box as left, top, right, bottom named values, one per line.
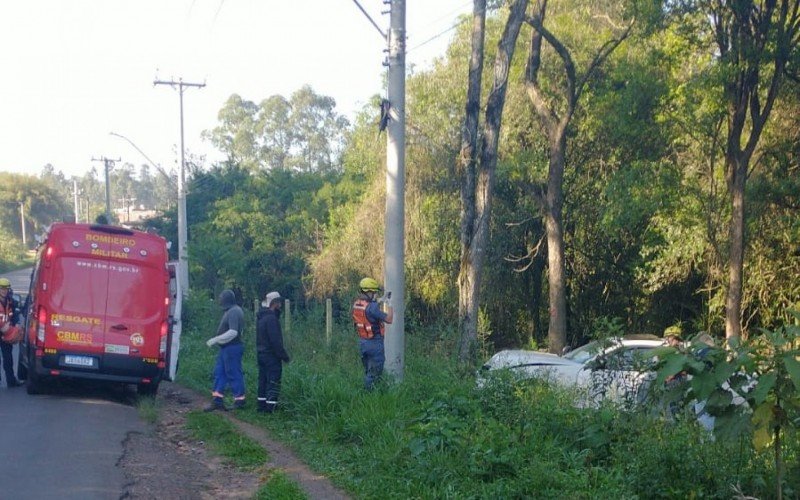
left=205, top=87, right=348, bottom=173
left=458, top=0, right=529, bottom=363
left=524, top=0, right=633, bottom=353
left=697, top=0, right=800, bottom=340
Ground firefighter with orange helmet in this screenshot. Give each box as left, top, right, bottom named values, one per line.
left=352, top=277, right=393, bottom=390
left=0, top=277, right=21, bottom=388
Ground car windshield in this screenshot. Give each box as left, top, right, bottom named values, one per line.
left=563, top=340, right=610, bottom=364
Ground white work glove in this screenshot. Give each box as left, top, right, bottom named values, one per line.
left=0, top=323, right=9, bottom=334
left=379, top=291, right=392, bottom=307
left=206, top=337, right=218, bottom=347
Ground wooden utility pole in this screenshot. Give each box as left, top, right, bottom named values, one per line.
left=91, top=156, right=120, bottom=222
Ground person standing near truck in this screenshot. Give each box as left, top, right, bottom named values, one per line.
left=205, top=289, right=246, bottom=411
left=256, top=291, right=290, bottom=413
left=0, top=278, right=21, bottom=388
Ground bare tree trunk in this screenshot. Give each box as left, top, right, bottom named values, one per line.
left=725, top=154, right=746, bottom=340
left=716, top=0, right=796, bottom=342
left=545, top=130, right=568, bottom=354
left=528, top=218, right=547, bottom=345
left=524, top=2, right=632, bottom=353
left=457, top=0, right=487, bottom=364
left=458, top=0, right=528, bottom=364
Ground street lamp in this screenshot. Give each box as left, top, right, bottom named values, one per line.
left=109, top=132, right=176, bottom=189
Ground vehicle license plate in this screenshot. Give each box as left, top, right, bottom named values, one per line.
left=63, top=355, right=96, bottom=368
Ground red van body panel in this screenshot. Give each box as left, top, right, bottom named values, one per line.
left=24, top=223, right=171, bottom=392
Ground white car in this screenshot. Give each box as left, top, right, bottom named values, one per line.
left=479, top=336, right=666, bottom=407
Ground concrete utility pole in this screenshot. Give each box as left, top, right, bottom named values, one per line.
left=91, top=156, right=120, bottom=222
left=154, top=78, right=205, bottom=297
left=73, top=179, right=81, bottom=223
left=18, top=202, right=26, bottom=246
left=383, top=0, right=406, bottom=382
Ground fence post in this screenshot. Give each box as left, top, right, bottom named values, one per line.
left=284, top=299, right=291, bottom=333
left=326, top=298, right=332, bottom=346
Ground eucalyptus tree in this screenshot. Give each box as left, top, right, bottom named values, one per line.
left=691, top=0, right=800, bottom=341
left=523, top=0, right=635, bottom=353
left=457, top=0, right=529, bottom=363
left=204, top=87, right=349, bottom=173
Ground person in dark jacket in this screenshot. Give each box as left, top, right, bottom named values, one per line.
left=256, top=291, right=289, bottom=413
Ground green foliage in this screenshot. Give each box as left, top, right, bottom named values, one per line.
left=0, top=172, right=71, bottom=243
left=135, top=396, right=159, bottom=425
left=202, top=86, right=349, bottom=173
left=655, top=315, right=800, bottom=497
left=254, top=470, right=308, bottom=500
left=173, top=303, right=797, bottom=499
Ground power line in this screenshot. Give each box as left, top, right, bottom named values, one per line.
left=417, top=1, right=472, bottom=31
left=408, top=21, right=461, bottom=54
left=408, top=4, right=486, bottom=54
left=351, top=0, right=386, bottom=39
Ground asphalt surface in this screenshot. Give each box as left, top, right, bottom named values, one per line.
left=0, top=381, right=145, bottom=499
left=0, top=267, right=146, bottom=499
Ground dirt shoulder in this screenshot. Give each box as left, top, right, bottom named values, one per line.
left=119, top=381, right=349, bottom=500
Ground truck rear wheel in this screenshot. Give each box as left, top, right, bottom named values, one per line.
left=25, top=345, right=43, bottom=395
left=26, top=369, right=42, bottom=395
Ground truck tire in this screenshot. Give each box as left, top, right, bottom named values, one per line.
left=26, top=369, right=42, bottom=395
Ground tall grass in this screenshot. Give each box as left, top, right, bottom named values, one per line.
left=178, top=295, right=797, bottom=499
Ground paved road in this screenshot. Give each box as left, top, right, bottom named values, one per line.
left=0, top=381, right=146, bottom=499
left=3, top=265, right=33, bottom=297
left=0, top=268, right=150, bottom=498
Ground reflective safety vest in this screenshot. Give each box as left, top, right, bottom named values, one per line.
left=0, top=296, right=12, bottom=329
left=352, top=298, right=383, bottom=339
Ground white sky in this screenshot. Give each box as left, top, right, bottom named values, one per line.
left=0, top=0, right=471, bottom=179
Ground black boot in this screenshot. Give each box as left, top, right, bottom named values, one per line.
left=204, top=396, right=228, bottom=412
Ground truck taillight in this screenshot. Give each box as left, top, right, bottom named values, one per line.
left=44, top=245, right=54, bottom=267
left=159, top=321, right=168, bottom=357
left=37, top=306, right=47, bottom=343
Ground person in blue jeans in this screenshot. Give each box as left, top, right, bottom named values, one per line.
left=352, top=277, right=393, bottom=390
left=205, top=289, right=246, bottom=411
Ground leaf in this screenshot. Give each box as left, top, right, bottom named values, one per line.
left=712, top=361, right=737, bottom=386
left=713, top=412, right=750, bottom=441
left=690, top=372, right=718, bottom=401
left=752, top=425, right=773, bottom=452
left=655, top=352, right=687, bottom=384
left=751, top=403, right=775, bottom=452
left=750, top=372, right=777, bottom=406
left=783, top=354, right=800, bottom=391
left=705, top=389, right=733, bottom=412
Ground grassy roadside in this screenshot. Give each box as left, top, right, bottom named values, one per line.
left=135, top=385, right=307, bottom=498
left=185, top=410, right=307, bottom=499
left=177, top=294, right=799, bottom=499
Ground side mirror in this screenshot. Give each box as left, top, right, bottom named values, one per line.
left=561, top=346, right=572, bottom=356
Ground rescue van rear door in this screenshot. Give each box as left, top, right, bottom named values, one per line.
left=47, top=229, right=112, bottom=368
